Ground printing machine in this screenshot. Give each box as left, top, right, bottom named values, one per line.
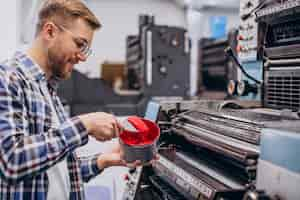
left=121, top=1, right=300, bottom=200
left=198, top=29, right=239, bottom=99
left=122, top=100, right=300, bottom=200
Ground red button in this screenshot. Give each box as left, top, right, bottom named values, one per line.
left=236, top=45, right=242, bottom=53
left=238, top=35, right=244, bottom=41
left=124, top=174, right=130, bottom=181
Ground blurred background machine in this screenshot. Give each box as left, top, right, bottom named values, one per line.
left=127, top=15, right=190, bottom=97
left=126, top=35, right=142, bottom=90
left=227, top=0, right=300, bottom=109
left=58, top=15, right=190, bottom=116
left=198, top=29, right=239, bottom=99
left=228, top=0, right=267, bottom=100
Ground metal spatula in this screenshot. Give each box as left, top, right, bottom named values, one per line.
left=122, top=118, right=138, bottom=132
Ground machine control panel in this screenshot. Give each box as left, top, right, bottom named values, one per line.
left=122, top=167, right=143, bottom=200
left=238, top=0, right=261, bottom=61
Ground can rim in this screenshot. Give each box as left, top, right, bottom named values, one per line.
left=119, top=135, right=159, bottom=147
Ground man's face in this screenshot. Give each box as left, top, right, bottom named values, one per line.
left=47, top=18, right=94, bottom=79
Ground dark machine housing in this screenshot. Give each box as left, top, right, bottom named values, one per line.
left=256, top=1, right=300, bottom=111
left=122, top=100, right=293, bottom=200
left=198, top=29, right=239, bottom=97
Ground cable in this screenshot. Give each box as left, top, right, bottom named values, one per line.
left=241, top=0, right=273, bottom=20
left=224, top=46, right=262, bottom=84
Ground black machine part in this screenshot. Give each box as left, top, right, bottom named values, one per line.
left=255, top=0, right=300, bottom=111
left=141, top=25, right=190, bottom=97
left=225, top=46, right=262, bottom=85
left=243, top=190, right=271, bottom=200
left=198, top=29, right=238, bottom=93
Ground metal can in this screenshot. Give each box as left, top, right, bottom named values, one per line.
left=119, top=118, right=160, bottom=163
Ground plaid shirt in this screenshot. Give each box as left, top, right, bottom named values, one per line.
left=0, top=52, right=102, bottom=200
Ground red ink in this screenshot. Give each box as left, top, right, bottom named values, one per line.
left=119, top=117, right=160, bottom=146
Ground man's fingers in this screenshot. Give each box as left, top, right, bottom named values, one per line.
left=94, top=135, right=106, bottom=141
left=115, top=118, right=124, bottom=135
left=125, top=160, right=142, bottom=168
left=112, top=122, right=120, bottom=138
left=153, top=154, right=160, bottom=160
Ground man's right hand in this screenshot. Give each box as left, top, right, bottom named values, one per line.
left=78, top=112, right=123, bottom=141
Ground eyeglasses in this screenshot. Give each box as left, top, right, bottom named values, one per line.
left=53, top=23, right=92, bottom=58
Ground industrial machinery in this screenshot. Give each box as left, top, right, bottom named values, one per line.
left=122, top=100, right=299, bottom=200
left=255, top=124, right=300, bottom=200
left=121, top=1, right=300, bottom=200
left=140, top=21, right=190, bottom=97
left=232, top=0, right=267, bottom=99
left=125, top=15, right=155, bottom=90
left=126, top=35, right=142, bottom=90
left=256, top=0, right=300, bottom=111
left=227, top=0, right=300, bottom=110
left=198, top=29, right=238, bottom=99
left=125, top=14, right=190, bottom=97
left=58, top=15, right=190, bottom=116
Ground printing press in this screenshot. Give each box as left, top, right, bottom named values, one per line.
left=122, top=100, right=300, bottom=200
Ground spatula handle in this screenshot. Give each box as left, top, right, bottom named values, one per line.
left=127, top=116, right=149, bottom=133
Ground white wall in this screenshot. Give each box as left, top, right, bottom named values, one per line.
left=18, top=0, right=43, bottom=45
left=0, top=1, right=18, bottom=61
left=77, top=0, right=187, bottom=77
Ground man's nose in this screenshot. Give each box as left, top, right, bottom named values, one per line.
left=76, top=53, right=87, bottom=62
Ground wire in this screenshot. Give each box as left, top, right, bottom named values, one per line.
left=224, top=46, right=262, bottom=84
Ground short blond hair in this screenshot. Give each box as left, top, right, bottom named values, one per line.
left=36, top=0, right=101, bottom=34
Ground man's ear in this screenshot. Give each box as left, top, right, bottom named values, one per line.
left=42, top=22, right=58, bottom=40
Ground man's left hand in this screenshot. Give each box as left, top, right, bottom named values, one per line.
left=96, top=141, right=159, bottom=170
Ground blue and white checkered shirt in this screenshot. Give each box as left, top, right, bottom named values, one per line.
left=0, top=51, right=102, bottom=200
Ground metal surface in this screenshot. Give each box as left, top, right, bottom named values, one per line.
left=264, top=68, right=300, bottom=110
left=255, top=0, right=300, bottom=111
left=256, top=127, right=300, bottom=200
left=151, top=149, right=247, bottom=200
left=238, top=0, right=263, bottom=62
left=121, top=167, right=143, bottom=200
left=120, top=139, right=158, bottom=164
left=257, top=160, right=300, bottom=200
left=256, top=0, right=300, bottom=21
left=176, top=109, right=288, bottom=144
left=176, top=152, right=244, bottom=189
left=141, top=24, right=190, bottom=97
left=124, top=100, right=299, bottom=200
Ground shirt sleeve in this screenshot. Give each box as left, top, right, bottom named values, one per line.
left=0, top=72, right=89, bottom=184
left=78, top=154, right=103, bottom=182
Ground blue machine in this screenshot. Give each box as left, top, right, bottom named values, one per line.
left=238, top=61, right=262, bottom=100
left=256, top=124, right=300, bottom=200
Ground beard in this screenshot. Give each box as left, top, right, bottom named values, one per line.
left=47, top=46, right=73, bottom=80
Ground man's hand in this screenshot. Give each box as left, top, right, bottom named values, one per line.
left=78, top=112, right=123, bottom=141
left=96, top=141, right=159, bottom=170
left=96, top=141, right=141, bottom=170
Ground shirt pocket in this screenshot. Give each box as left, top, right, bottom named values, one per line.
left=26, top=93, right=54, bottom=135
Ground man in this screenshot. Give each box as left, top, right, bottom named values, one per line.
left=0, top=0, right=140, bottom=199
